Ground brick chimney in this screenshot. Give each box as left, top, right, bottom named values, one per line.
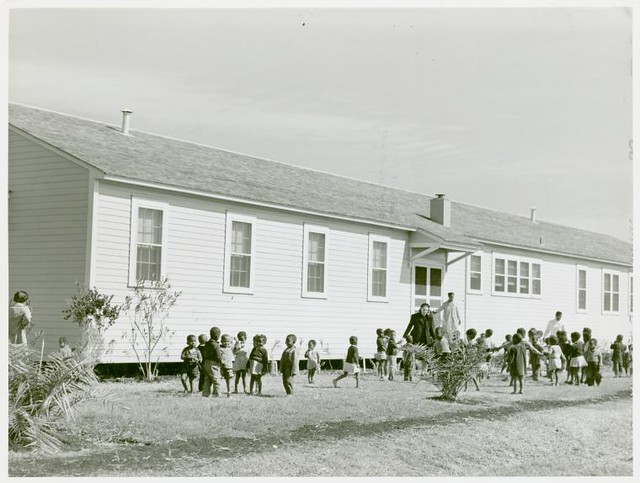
left=430, top=193, right=451, bottom=227
left=530, top=207, right=537, bottom=223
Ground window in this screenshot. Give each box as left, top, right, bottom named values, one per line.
left=224, top=213, right=256, bottom=294
left=128, top=199, right=168, bottom=285
left=576, top=265, right=587, bottom=313
left=602, top=270, right=620, bottom=313
left=302, top=224, right=329, bottom=298
left=368, top=234, right=390, bottom=302
left=492, top=254, right=541, bottom=298
left=468, top=254, right=482, bottom=293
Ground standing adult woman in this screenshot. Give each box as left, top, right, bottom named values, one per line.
left=9, top=290, right=32, bottom=345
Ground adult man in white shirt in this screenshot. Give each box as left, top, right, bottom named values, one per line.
left=432, top=292, right=461, bottom=339
left=543, top=311, right=565, bottom=339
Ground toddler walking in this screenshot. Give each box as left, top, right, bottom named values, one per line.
left=219, top=334, right=235, bottom=397
left=248, top=334, right=269, bottom=396
left=333, top=336, right=360, bottom=388
left=374, top=328, right=387, bottom=379
left=180, top=334, right=202, bottom=394
left=280, top=334, right=299, bottom=396
left=546, top=335, right=566, bottom=386
left=305, top=339, right=321, bottom=384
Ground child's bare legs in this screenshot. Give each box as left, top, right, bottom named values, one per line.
left=387, top=358, right=395, bottom=381
left=249, top=374, right=256, bottom=394
left=516, top=376, right=523, bottom=394
left=355, top=373, right=359, bottom=388
left=333, top=371, right=348, bottom=387
left=256, top=375, right=263, bottom=395
left=234, top=370, right=247, bottom=393
left=552, top=369, right=559, bottom=386
left=224, top=376, right=231, bottom=397
left=180, top=373, right=190, bottom=392
left=308, top=368, right=316, bottom=384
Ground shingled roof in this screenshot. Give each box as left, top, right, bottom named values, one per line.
left=8, top=103, right=631, bottom=266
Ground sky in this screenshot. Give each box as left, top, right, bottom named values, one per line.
left=6, top=6, right=634, bottom=242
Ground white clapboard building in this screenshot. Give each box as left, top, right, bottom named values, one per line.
left=8, top=104, right=633, bottom=363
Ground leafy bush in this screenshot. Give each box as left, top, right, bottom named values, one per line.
left=121, top=278, right=181, bottom=381
left=8, top=342, right=110, bottom=454
left=405, top=337, right=489, bottom=401
left=62, top=285, right=123, bottom=331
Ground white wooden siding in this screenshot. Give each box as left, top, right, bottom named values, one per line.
left=93, top=181, right=413, bottom=363
left=8, top=130, right=89, bottom=353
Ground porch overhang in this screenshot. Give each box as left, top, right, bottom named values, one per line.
left=410, top=228, right=483, bottom=266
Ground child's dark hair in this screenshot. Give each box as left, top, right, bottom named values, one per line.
left=484, top=329, right=493, bottom=337
left=570, top=331, right=580, bottom=343
left=505, top=334, right=512, bottom=341
left=237, top=331, right=247, bottom=340
left=221, top=334, right=230, bottom=343
left=616, top=334, right=624, bottom=342
left=548, top=335, right=558, bottom=345
left=517, top=327, right=526, bottom=337
left=260, top=334, right=267, bottom=344
left=466, top=328, right=477, bottom=339
left=557, top=330, right=567, bottom=339
left=187, top=334, right=197, bottom=343
left=512, top=333, right=522, bottom=345
left=383, top=328, right=391, bottom=336
left=308, top=339, right=316, bottom=347
left=349, top=335, right=358, bottom=345
left=286, top=333, right=297, bottom=344
left=59, top=336, right=68, bottom=344
left=13, top=291, right=29, bottom=304
left=590, top=338, right=598, bottom=346
left=209, top=326, right=221, bottom=340
left=405, top=335, right=413, bottom=344
left=376, top=328, right=384, bottom=336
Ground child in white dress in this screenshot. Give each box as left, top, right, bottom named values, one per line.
left=305, top=339, right=321, bottom=384
left=546, top=335, right=565, bottom=386
left=233, top=331, right=249, bottom=394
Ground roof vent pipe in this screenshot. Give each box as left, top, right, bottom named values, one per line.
left=121, top=109, right=133, bottom=135
left=530, top=207, right=537, bottom=223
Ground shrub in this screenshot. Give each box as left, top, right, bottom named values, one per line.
left=121, top=278, right=181, bottom=381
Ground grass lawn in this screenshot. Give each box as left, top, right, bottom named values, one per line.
left=8, top=368, right=633, bottom=477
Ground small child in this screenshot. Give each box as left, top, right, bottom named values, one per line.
left=569, top=331, right=586, bottom=385
left=433, top=327, right=451, bottom=361
left=374, top=328, right=387, bottom=379
left=508, top=333, right=527, bottom=394
left=58, top=337, right=74, bottom=362
left=180, top=334, right=202, bottom=394
left=248, top=334, right=269, bottom=396
left=280, top=334, right=299, bottom=396
left=333, top=336, right=360, bottom=388
left=219, top=334, right=235, bottom=397
left=610, top=334, right=627, bottom=378
left=233, top=331, right=249, bottom=394
left=584, top=338, right=602, bottom=387
left=402, top=335, right=416, bottom=382
left=386, top=329, right=398, bottom=381
left=557, top=330, right=572, bottom=383
left=305, top=339, right=321, bottom=384
left=546, top=335, right=566, bottom=386
left=197, top=333, right=209, bottom=393
left=623, top=343, right=632, bottom=377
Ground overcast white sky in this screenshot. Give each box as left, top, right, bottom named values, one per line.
left=7, top=6, right=633, bottom=241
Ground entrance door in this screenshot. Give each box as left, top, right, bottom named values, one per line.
left=413, top=265, right=443, bottom=312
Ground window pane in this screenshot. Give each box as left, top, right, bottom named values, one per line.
left=430, top=268, right=442, bottom=297
left=470, top=273, right=481, bottom=291
left=415, top=267, right=426, bottom=296
left=373, top=242, right=387, bottom=269
left=373, top=269, right=386, bottom=297
left=138, top=208, right=162, bottom=245
left=308, top=233, right=325, bottom=263
left=307, top=263, right=325, bottom=293
left=604, top=292, right=611, bottom=311
left=578, top=290, right=586, bottom=310
left=532, top=264, right=541, bottom=278
left=230, top=254, right=250, bottom=288
left=470, top=255, right=481, bottom=272
left=495, top=258, right=505, bottom=275
left=507, top=276, right=517, bottom=293
left=520, top=278, right=529, bottom=294
left=231, top=221, right=252, bottom=254
left=604, top=273, right=611, bottom=291
left=520, top=262, right=529, bottom=277
left=495, top=275, right=505, bottom=292
left=532, top=279, right=541, bottom=295
left=508, top=260, right=517, bottom=276
left=136, top=246, right=161, bottom=282
left=578, top=269, right=586, bottom=289
left=613, top=294, right=619, bottom=312
left=612, top=275, right=619, bottom=292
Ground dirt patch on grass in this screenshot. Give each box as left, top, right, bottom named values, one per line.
left=9, top=387, right=631, bottom=477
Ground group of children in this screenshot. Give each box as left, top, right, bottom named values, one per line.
left=179, top=324, right=633, bottom=397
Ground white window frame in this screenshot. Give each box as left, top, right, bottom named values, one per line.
left=223, top=212, right=256, bottom=294
left=576, top=265, right=588, bottom=314
left=128, top=198, right=169, bottom=287
left=491, top=253, right=542, bottom=299
left=602, top=269, right=620, bottom=314
left=367, top=234, right=390, bottom=302
left=302, top=224, right=329, bottom=299
left=467, top=253, right=483, bottom=294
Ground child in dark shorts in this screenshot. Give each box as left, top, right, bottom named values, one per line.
left=181, top=335, right=202, bottom=393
